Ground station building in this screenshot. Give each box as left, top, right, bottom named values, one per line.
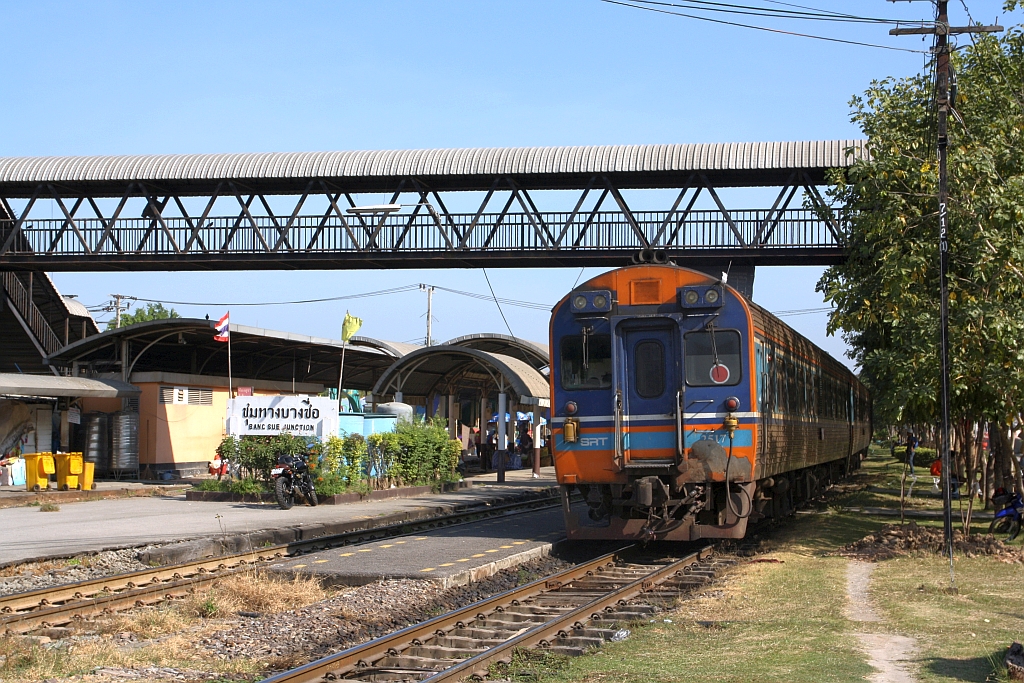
left=2, top=272, right=551, bottom=479
left=43, top=320, right=408, bottom=477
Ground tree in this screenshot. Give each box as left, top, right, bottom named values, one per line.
left=106, top=302, right=180, bottom=330
left=817, top=26, right=1024, bottom=496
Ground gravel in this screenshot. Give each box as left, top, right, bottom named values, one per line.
left=0, top=547, right=155, bottom=596
left=194, top=555, right=572, bottom=670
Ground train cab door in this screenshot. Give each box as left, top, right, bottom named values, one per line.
left=616, top=320, right=681, bottom=466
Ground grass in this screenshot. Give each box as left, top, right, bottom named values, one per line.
left=0, top=631, right=263, bottom=683
left=0, top=570, right=331, bottom=683
left=38, top=502, right=60, bottom=512
left=506, top=450, right=1023, bottom=683
left=871, top=555, right=1024, bottom=682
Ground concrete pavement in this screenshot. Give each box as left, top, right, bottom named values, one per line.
left=270, top=505, right=570, bottom=587
left=0, top=467, right=559, bottom=566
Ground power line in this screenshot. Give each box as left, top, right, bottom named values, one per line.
left=132, top=285, right=421, bottom=308
left=774, top=306, right=833, bottom=316
left=482, top=268, right=520, bottom=343
left=431, top=285, right=551, bottom=311
left=625, top=0, right=918, bottom=24
left=129, top=282, right=553, bottom=312
left=602, top=0, right=930, bottom=53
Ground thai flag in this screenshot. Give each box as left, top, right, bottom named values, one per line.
left=214, top=312, right=230, bottom=342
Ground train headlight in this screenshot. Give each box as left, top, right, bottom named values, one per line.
left=593, top=294, right=608, bottom=309
left=565, top=401, right=578, bottom=415
left=683, top=289, right=700, bottom=305
left=573, top=295, right=588, bottom=310
left=704, top=288, right=720, bottom=304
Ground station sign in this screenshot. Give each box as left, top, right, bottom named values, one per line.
left=226, top=395, right=338, bottom=438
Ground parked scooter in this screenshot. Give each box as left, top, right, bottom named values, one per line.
left=989, top=487, right=1022, bottom=542
left=270, top=453, right=318, bottom=510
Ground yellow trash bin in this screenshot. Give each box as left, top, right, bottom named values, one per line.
left=80, top=460, right=96, bottom=491
left=55, top=452, right=85, bottom=491
left=24, top=452, right=56, bottom=492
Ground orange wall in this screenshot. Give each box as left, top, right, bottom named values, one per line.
left=85, top=384, right=311, bottom=466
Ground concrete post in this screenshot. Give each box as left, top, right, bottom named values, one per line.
left=497, top=392, right=507, bottom=483
left=447, top=395, right=457, bottom=440
left=395, top=391, right=403, bottom=403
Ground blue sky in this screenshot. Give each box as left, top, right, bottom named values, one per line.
left=2, top=1, right=1016, bottom=366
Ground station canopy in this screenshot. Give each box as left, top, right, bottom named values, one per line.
left=0, top=373, right=140, bottom=398
left=45, top=319, right=412, bottom=391
left=442, top=334, right=548, bottom=372
left=372, top=345, right=550, bottom=408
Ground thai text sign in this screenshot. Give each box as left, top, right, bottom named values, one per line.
left=226, top=395, right=338, bottom=437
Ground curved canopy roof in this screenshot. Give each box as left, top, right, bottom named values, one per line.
left=46, top=319, right=397, bottom=390
left=348, top=335, right=421, bottom=358
left=372, top=345, right=550, bottom=407
left=443, top=333, right=548, bottom=371
left=0, top=140, right=868, bottom=196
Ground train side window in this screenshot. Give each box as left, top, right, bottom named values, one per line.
left=559, top=334, right=612, bottom=390
left=634, top=340, right=665, bottom=398
left=684, top=330, right=742, bottom=387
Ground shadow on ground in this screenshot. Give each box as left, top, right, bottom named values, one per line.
left=923, top=650, right=1004, bottom=681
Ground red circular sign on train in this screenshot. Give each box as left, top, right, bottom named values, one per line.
left=710, top=363, right=730, bottom=384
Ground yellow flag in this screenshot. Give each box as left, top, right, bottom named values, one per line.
left=341, top=311, right=362, bottom=342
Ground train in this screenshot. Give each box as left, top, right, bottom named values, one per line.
left=549, top=264, right=871, bottom=541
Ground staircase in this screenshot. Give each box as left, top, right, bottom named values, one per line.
left=1, top=271, right=63, bottom=357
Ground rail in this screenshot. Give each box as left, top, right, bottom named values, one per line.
left=0, top=493, right=564, bottom=634
left=263, top=544, right=725, bottom=683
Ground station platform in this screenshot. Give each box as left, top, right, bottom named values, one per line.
left=268, top=503, right=572, bottom=588
left=0, top=467, right=560, bottom=566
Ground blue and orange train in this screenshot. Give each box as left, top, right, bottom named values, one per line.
left=549, top=264, right=870, bottom=541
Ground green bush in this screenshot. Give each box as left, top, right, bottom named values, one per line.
left=892, top=445, right=937, bottom=468
left=366, top=419, right=461, bottom=489
left=216, top=435, right=239, bottom=461
left=214, top=422, right=459, bottom=493
left=322, top=433, right=367, bottom=487
left=227, top=478, right=267, bottom=495
left=194, top=479, right=228, bottom=492
left=193, top=477, right=267, bottom=494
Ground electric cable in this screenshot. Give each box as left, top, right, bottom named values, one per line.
left=482, top=268, right=520, bottom=343
left=624, top=0, right=919, bottom=24
left=127, top=283, right=552, bottom=312
left=602, top=0, right=930, bottom=53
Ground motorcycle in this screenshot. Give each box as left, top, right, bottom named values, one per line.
left=270, top=453, right=318, bottom=510
left=989, top=487, right=1022, bottom=542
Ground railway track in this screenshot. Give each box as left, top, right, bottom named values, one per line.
left=263, top=544, right=730, bottom=683
left=0, top=493, right=564, bottom=635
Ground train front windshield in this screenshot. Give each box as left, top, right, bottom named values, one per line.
left=560, top=334, right=612, bottom=390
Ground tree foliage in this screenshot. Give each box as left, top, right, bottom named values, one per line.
left=107, top=302, right=180, bottom=329
left=818, top=27, right=1024, bottom=427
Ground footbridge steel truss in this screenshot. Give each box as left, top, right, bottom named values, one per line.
left=0, top=140, right=865, bottom=271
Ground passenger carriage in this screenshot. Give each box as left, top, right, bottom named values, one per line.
left=549, top=264, right=870, bottom=541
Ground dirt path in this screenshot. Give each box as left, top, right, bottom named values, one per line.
left=846, top=560, right=919, bottom=683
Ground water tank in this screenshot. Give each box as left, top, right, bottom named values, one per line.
left=110, top=411, right=139, bottom=471
left=375, top=402, right=414, bottom=423
left=82, top=412, right=110, bottom=471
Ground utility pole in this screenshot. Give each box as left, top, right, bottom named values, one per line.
left=891, top=6, right=1001, bottom=571
left=106, top=294, right=137, bottom=328
left=420, top=284, right=435, bottom=346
